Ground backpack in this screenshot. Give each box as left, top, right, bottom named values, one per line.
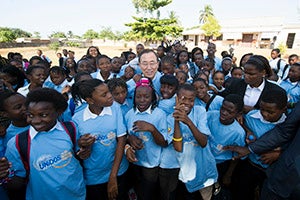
left=276, top=59, right=289, bottom=79
left=15, top=121, right=77, bottom=178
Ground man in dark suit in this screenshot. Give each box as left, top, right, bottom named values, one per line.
left=225, top=103, right=300, bottom=199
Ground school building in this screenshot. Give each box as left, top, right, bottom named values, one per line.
left=182, top=16, right=300, bottom=49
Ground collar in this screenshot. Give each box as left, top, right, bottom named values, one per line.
left=83, top=106, right=112, bottom=121
left=247, top=79, right=265, bottom=91
left=250, top=110, right=286, bottom=125
left=29, top=121, right=63, bottom=139
left=135, top=106, right=152, bottom=114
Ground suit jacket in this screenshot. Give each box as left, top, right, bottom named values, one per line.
left=249, top=103, right=300, bottom=198
left=219, top=78, right=283, bottom=109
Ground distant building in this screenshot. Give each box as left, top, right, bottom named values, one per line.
left=182, top=17, right=300, bottom=49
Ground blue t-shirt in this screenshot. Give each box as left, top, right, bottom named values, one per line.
left=158, top=95, right=176, bottom=115
left=5, top=122, right=86, bottom=200
left=72, top=102, right=128, bottom=185
left=207, top=111, right=246, bottom=163
left=125, top=107, right=167, bottom=168
left=245, top=110, right=286, bottom=168
left=4, top=124, right=30, bottom=150
left=194, top=94, right=223, bottom=111
left=169, top=106, right=218, bottom=192
left=280, top=79, right=300, bottom=103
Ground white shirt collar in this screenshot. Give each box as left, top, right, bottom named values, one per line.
left=246, top=79, right=265, bottom=91
left=135, top=106, right=152, bottom=114
left=29, top=121, right=63, bottom=139
left=83, top=106, right=112, bottom=121
left=251, top=110, right=286, bottom=125
left=96, top=71, right=114, bottom=81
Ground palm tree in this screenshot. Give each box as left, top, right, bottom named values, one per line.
left=199, top=5, right=214, bottom=24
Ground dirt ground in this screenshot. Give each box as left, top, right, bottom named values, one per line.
left=0, top=45, right=298, bottom=66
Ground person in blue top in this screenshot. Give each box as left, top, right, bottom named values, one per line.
left=192, top=78, right=224, bottom=111
left=171, top=84, right=218, bottom=200
left=205, top=43, right=222, bottom=71
left=3, top=88, right=86, bottom=200
left=207, top=94, right=245, bottom=198
left=43, top=66, right=71, bottom=94
left=0, top=91, right=30, bottom=149
left=158, top=74, right=178, bottom=115
left=125, top=77, right=168, bottom=200
left=71, top=79, right=128, bottom=200
left=107, top=78, right=133, bottom=117
left=231, top=88, right=288, bottom=200
left=279, top=62, right=300, bottom=110
left=91, top=55, right=114, bottom=82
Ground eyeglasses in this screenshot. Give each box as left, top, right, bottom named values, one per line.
left=140, top=61, right=158, bottom=67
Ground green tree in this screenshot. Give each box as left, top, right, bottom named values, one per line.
left=12, top=28, right=32, bottom=38
left=33, top=31, right=41, bottom=38
left=99, top=27, right=115, bottom=40
left=65, top=41, right=80, bottom=47
left=49, top=31, right=66, bottom=38
left=48, top=41, right=61, bottom=52
left=201, top=15, right=221, bottom=39
left=82, top=29, right=99, bottom=39
left=0, top=27, right=16, bottom=42
left=67, top=31, right=74, bottom=38
left=125, top=16, right=183, bottom=43
left=132, top=0, right=172, bottom=18
left=199, top=5, right=214, bottom=24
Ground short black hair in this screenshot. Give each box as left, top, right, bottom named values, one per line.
left=107, top=78, right=128, bottom=93
left=49, top=66, right=67, bottom=75
left=71, top=79, right=104, bottom=104
left=160, top=74, right=179, bottom=89
left=223, top=94, right=244, bottom=113
left=0, top=90, right=19, bottom=111
left=177, top=83, right=196, bottom=95
left=260, top=88, right=287, bottom=109
left=25, top=88, right=68, bottom=112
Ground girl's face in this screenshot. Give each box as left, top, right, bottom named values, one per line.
left=193, top=81, right=208, bottom=99
left=125, top=67, right=135, bottom=79
left=3, top=94, right=27, bottom=122
left=177, top=89, right=195, bottom=114
left=220, top=101, right=239, bottom=125
left=66, top=58, right=75, bottom=69
left=27, top=101, right=59, bottom=132
left=231, top=69, right=243, bottom=79
left=157, top=47, right=165, bottom=57
left=88, top=47, right=99, bottom=57
left=1, top=73, right=18, bottom=86
left=50, top=72, right=65, bottom=86
left=112, top=86, right=127, bottom=104
left=135, top=86, right=153, bottom=112
left=28, top=68, right=46, bottom=86
left=288, top=66, right=300, bottom=82
left=179, top=52, right=189, bottom=64
left=203, top=61, right=214, bottom=71
left=161, top=63, right=175, bottom=75
left=244, top=64, right=265, bottom=87
left=213, top=72, right=225, bottom=89
left=160, top=83, right=176, bottom=99
left=78, top=61, right=93, bottom=73
left=222, top=60, right=232, bottom=72
left=98, top=58, right=112, bottom=73
left=127, top=54, right=136, bottom=62
left=89, top=84, right=113, bottom=108
left=260, top=101, right=286, bottom=123
left=111, top=58, right=122, bottom=73
left=175, top=72, right=187, bottom=85
left=194, top=54, right=203, bottom=67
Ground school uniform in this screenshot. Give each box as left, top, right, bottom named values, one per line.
left=5, top=122, right=86, bottom=200
left=116, top=98, right=133, bottom=117
left=4, top=124, right=29, bottom=149
left=207, top=111, right=245, bottom=164
left=72, top=102, right=128, bottom=185
left=168, top=106, right=218, bottom=193
left=43, top=79, right=72, bottom=94
left=91, top=70, right=114, bottom=82
left=17, top=84, right=31, bottom=97
left=204, top=56, right=222, bottom=71
left=280, top=79, right=300, bottom=104
left=194, top=94, right=224, bottom=111
left=158, top=95, right=176, bottom=115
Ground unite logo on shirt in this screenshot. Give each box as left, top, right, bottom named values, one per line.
left=94, top=132, right=116, bottom=146
left=183, top=133, right=199, bottom=146
left=33, top=150, right=73, bottom=171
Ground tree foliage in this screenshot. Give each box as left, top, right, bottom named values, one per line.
left=48, top=41, right=61, bottom=52
left=33, top=31, right=41, bottom=38
left=49, top=31, right=67, bottom=38
left=82, top=29, right=99, bottom=39
left=201, top=15, right=221, bottom=38
left=125, top=16, right=183, bottom=42
left=0, top=27, right=32, bottom=42
left=132, top=0, right=172, bottom=14
left=199, top=5, right=214, bottom=24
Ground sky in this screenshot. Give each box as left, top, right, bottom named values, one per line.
left=1, top=0, right=300, bottom=38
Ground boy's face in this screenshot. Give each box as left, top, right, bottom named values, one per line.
left=111, top=86, right=127, bottom=104
left=220, top=100, right=239, bottom=125
left=231, top=69, right=243, bottom=79
left=177, top=89, right=195, bottom=114
left=3, top=94, right=27, bottom=122
left=271, top=51, right=279, bottom=59
left=50, top=72, right=65, bottom=86
left=160, top=83, right=176, bottom=99
left=288, top=66, right=300, bottom=82
left=27, top=101, right=59, bottom=132
left=260, top=101, right=286, bottom=123
left=193, top=81, right=208, bottom=99
left=289, top=56, right=298, bottom=65
left=161, top=63, right=175, bottom=75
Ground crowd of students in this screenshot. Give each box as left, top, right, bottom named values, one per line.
left=0, top=42, right=299, bottom=200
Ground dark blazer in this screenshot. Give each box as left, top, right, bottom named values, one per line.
left=249, top=103, right=300, bottom=198
left=219, top=78, right=284, bottom=109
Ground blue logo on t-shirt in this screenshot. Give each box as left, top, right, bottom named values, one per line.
left=94, top=132, right=116, bottom=146
left=33, top=150, right=73, bottom=171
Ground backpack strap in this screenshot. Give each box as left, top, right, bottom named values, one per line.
left=276, top=59, right=282, bottom=73
left=15, top=130, right=31, bottom=178
left=281, top=64, right=289, bottom=79
left=60, top=121, right=76, bottom=150
left=205, top=94, right=217, bottom=112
